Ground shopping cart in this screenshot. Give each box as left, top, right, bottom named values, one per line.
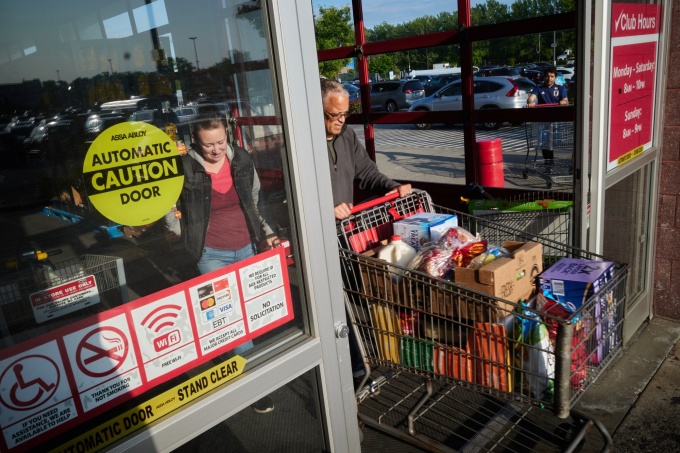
left=338, top=190, right=622, bottom=451
left=0, top=254, right=128, bottom=346
left=524, top=121, right=574, bottom=189
left=463, top=188, right=574, bottom=255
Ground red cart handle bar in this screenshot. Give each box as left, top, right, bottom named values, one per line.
left=350, top=192, right=400, bottom=215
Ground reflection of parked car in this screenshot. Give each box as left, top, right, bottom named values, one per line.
left=23, top=116, right=86, bottom=162
left=0, top=113, right=46, bottom=165
left=175, top=100, right=261, bottom=124
left=99, top=96, right=160, bottom=115
left=407, top=76, right=528, bottom=130
left=370, top=79, right=425, bottom=112
left=173, top=106, right=199, bottom=125
left=83, top=112, right=128, bottom=144
left=128, top=109, right=181, bottom=138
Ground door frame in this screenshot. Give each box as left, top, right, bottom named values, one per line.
left=585, top=0, right=670, bottom=343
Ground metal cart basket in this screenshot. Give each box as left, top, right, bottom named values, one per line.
left=465, top=191, right=575, bottom=261
left=338, top=190, right=623, bottom=451
left=0, top=254, right=128, bottom=346
left=524, top=122, right=574, bottom=189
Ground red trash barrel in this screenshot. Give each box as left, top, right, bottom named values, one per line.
left=476, top=138, right=504, bottom=188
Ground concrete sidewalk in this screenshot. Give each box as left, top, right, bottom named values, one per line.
left=575, top=317, right=680, bottom=452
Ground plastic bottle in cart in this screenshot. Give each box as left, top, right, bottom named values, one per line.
left=377, top=235, right=417, bottom=283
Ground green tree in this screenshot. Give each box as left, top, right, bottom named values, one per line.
left=314, top=6, right=354, bottom=78
left=368, top=54, right=395, bottom=76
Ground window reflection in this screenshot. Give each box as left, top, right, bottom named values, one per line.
left=0, top=1, right=302, bottom=450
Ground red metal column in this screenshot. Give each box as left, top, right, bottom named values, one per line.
left=352, top=0, right=375, bottom=161
left=458, top=0, right=477, bottom=184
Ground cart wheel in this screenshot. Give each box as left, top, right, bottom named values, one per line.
left=522, top=171, right=528, bottom=179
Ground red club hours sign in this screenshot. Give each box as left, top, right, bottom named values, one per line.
left=607, top=3, right=660, bottom=172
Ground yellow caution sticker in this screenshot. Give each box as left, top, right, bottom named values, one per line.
left=83, top=122, right=184, bottom=226
left=51, top=356, right=245, bottom=453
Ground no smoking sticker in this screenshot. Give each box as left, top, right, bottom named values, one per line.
left=83, top=121, right=184, bottom=226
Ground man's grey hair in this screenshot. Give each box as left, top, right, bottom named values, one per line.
left=320, top=78, right=349, bottom=103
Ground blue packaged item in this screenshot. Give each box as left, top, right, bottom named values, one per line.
left=538, top=258, right=615, bottom=313
left=538, top=258, right=618, bottom=364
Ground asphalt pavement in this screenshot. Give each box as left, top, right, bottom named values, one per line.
left=351, top=123, right=574, bottom=191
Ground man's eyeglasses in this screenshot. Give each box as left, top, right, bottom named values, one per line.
left=324, top=110, right=350, bottom=120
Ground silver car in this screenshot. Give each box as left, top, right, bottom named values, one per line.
left=370, top=79, right=425, bottom=112
left=407, top=76, right=529, bottom=130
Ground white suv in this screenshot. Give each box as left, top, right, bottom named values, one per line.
left=407, top=76, right=529, bottom=130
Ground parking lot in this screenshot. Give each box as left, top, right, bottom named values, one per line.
left=350, top=123, right=574, bottom=190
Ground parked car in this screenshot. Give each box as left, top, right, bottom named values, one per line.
left=407, top=76, right=528, bottom=130
left=487, top=67, right=521, bottom=77
left=424, top=74, right=461, bottom=96
left=411, top=75, right=435, bottom=85
left=83, top=112, right=128, bottom=144
left=556, top=67, right=575, bottom=82
left=475, top=66, right=497, bottom=77
left=0, top=113, right=46, bottom=165
left=23, top=116, right=86, bottom=162
left=128, top=109, right=182, bottom=138
left=342, top=83, right=361, bottom=102
left=173, top=105, right=200, bottom=126
left=512, top=77, right=537, bottom=94
left=521, top=69, right=544, bottom=84
left=370, top=79, right=425, bottom=112
left=173, top=100, right=261, bottom=137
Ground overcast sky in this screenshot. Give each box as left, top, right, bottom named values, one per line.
left=312, top=0, right=514, bottom=29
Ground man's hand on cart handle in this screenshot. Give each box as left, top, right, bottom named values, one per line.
left=385, top=184, right=412, bottom=198
left=346, top=185, right=413, bottom=217
left=335, top=203, right=353, bottom=220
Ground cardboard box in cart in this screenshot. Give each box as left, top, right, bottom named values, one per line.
left=454, top=241, right=542, bottom=300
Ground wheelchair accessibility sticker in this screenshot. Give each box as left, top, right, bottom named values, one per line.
left=0, top=341, right=76, bottom=449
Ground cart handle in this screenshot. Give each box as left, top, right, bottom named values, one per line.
left=350, top=192, right=400, bottom=215
left=525, top=103, right=564, bottom=107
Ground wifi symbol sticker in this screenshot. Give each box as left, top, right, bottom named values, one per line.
left=139, top=304, right=184, bottom=353
left=141, top=304, right=183, bottom=333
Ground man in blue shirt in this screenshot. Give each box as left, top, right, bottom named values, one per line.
left=527, top=66, right=569, bottom=171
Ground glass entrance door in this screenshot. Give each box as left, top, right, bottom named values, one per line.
left=0, top=1, right=358, bottom=451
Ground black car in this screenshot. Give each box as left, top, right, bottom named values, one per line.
left=487, top=67, right=520, bottom=77
left=424, top=74, right=461, bottom=96
left=23, top=117, right=86, bottom=163
left=521, top=69, right=544, bottom=84
left=83, top=112, right=128, bottom=145
left=0, top=113, right=46, bottom=165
